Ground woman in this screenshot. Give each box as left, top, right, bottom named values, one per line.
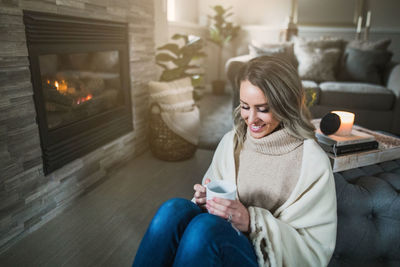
left=133, top=56, right=337, bottom=267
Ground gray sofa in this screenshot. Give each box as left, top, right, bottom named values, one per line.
left=225, top=41, right=400, bottom=135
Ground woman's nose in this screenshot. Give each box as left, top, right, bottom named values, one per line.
left=248, top=109, right=258, bottom=124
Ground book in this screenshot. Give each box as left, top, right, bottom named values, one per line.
left=318, top=140, right=379, bottom=157
left=315, top=128, right=376, bottom=146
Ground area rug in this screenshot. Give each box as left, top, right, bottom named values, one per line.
left=197, top=91, right=233, bottom=150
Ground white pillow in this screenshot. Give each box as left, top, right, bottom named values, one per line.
left=148, top=77, right=194, bottom=112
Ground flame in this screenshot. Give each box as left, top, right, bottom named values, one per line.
left=54, top=80, right=68, bottom=94
left=76, top=94, right=93, bottom=105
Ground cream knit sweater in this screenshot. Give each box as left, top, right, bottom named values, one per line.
left=238, top=128, right=303, bottom=213
left=202, top=130, right=337, bottom=267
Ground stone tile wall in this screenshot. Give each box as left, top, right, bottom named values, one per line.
left=0, top=0, right=156, bottom=253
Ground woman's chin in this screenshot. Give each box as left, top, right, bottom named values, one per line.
left=249, top=126, right=268, bottom=139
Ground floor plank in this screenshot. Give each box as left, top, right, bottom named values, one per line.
left=0, top=149, right=214, bottom=267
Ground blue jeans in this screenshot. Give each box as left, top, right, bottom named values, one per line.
left=132, top=198, right=258, bottom=267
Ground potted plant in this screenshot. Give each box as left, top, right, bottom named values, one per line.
left=155, top=34, right=206, bottom=100
left=208, top=5, right=240, bottom=95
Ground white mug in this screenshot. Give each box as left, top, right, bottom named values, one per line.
left=206, top=180, right=237, bottom=200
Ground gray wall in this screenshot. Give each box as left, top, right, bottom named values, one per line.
left=0, top=0, right=156, bottom=254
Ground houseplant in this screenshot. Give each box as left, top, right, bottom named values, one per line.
left=156, top=34, right=206, bottom=99
left=208, top=5, right=240, bottom=95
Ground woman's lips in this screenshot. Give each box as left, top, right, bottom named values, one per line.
left=249, top=124, right=266, bottom=133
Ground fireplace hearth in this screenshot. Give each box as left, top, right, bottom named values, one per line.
left=24, top=11, right=133, bottom=174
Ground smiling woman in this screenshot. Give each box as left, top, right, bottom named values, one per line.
left=132, top=55, right=337, bottom=267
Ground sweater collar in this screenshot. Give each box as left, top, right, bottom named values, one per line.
left=245, top=127, right=303, bottom=155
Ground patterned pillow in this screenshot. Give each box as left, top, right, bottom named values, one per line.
left=294, top=37, right=345, bottom=82
left=295, top=47, right=342, bottom=82
left=293, top=36, right=345, bottom=51
left=248, top=41, right=297, bottom=67
left=148, top=77, right=194, bottom=112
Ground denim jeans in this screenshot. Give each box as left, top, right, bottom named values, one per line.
left=132, top=198, right=258, bottom=267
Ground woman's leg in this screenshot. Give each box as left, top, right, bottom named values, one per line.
left=132, top=198, right=202, bottom=267
left=173, top=213, right=258, bottom=267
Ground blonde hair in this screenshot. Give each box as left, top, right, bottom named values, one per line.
left=233, top=55, right=315, bottom=151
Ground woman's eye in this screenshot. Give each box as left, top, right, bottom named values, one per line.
left=241, top=105, right=249, bottom=110
left=258, top=107, right=269, bottom=113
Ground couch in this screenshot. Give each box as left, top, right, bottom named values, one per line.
left=330, top=159, right=400, bottom=266
left=225, top=38, right=400, bottom=135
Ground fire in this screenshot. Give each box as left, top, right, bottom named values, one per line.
left=54, top=80, right=68, bottom=94
left=76, top=94, right=93, bottom=105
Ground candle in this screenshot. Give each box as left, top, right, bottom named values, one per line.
left=366, top=11, right=371, bottom=27
left=332, top=111, right=355, bottom=136
left=356, top=16, right=362, bottom=33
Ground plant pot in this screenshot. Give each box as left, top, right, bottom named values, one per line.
left=212, top=80, right=226, bottom=95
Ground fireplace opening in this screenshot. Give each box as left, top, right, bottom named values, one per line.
left=24, top=11, right=133, bottom=174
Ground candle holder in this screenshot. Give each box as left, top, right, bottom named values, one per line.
left=332, top=111, right=355, bottom=136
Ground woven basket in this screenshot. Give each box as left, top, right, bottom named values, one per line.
left=149, top=105, right=197, bottom=161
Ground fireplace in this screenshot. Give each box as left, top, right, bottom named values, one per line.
left=23, top=11, right=133, bottom=174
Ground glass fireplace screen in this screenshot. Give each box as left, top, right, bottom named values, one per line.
left=39, top=50, right=123, bottom=129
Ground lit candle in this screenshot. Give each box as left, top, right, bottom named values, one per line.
left=332, top=111, right=355, bottom=136
left=356, top=16, right=362, bottom=33
left=366, top=11, right=371, bottom=28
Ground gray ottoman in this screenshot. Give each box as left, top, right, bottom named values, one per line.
left=329, top=159, right=400, bottom=266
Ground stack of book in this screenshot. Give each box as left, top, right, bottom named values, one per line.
left=315, top=128, right=379, bottom=157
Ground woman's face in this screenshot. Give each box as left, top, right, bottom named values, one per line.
left=240, top=80, right=281, bottom=139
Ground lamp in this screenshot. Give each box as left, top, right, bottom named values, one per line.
left=320, top=111, right=355, bottom=136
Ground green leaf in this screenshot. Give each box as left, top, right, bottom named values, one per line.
left=160, top=68, right=184, bottom=81
left=156, top=53, right=176, bottom=62
left=172, top=33, right=188, bottom=44
left=157, top=43, right=180, bottom=56
left=156, top=62, right=168, bottom=69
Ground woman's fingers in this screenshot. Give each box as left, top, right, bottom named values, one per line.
left=193, top=184, right=206, bottom=193
left=206, top=198, right=236, bottom=218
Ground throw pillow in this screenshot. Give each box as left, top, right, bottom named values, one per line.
left=148, top=77, right=194, bottom=112
left=295, top=47, right=342, bottom=82
left=338, top=47, right=393, bottom=84
left=293, top=37, right=346, bottom=82
left=293, top=36, right=345, bottom=51
left=347, top=39, right=391, bottom=51
left=248, top=41, right=297, bottom=67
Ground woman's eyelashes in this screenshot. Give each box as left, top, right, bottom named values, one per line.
left=240, top=105, right=269, bottom=113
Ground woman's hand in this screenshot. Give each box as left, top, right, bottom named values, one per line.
left=193, top=178, right=211, bottom=208
left=206, top=198, right=250, bottom=233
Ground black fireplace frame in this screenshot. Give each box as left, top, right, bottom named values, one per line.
left=23, top=10, right=133, bottom=174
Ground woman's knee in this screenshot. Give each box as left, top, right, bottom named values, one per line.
left=149, top=198, right=200, bottom=233
left=183, top=213, right=229, bottom=243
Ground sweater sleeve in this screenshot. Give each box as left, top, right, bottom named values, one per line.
left=248, top=142, right=337, bottom=267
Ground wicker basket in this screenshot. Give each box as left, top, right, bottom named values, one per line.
left=149, top=105, right=197, bottom=161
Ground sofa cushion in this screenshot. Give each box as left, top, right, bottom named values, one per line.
left=338, top=47, right=393, bottom=85
left=318, top=82, right=394, bottom=111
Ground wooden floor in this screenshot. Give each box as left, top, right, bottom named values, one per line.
left=0, top=149, right=214, bottom=267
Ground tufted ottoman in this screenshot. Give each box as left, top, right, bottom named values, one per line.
left=328, top=159, right=400, bottom=266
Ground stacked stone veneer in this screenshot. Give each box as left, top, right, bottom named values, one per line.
left=0, top=0, right=156, bottom=253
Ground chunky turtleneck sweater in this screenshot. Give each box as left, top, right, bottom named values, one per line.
left=237, top=127, right=304, bottom=213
